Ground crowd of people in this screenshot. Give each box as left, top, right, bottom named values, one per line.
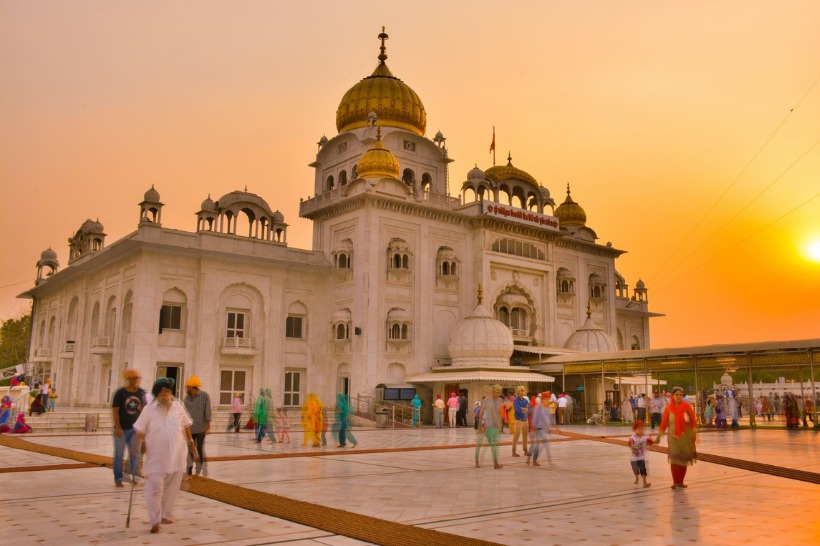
left=474, top=386, right=578, bottom=469
left=8, top=367, right=809, bottom=535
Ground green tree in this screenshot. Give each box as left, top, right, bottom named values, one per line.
left=0, top=313, right=31, bottom=382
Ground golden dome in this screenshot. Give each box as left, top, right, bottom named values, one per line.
left=336, top=29, right=427, bottom=136
left=555, top=183, right=587, bottom=227
left=357, top=128, right=400, bottom=179
left=484, top=153, right=538, bottom=186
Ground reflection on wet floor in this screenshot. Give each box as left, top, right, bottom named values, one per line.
left=2, top=426, right=819, bottom=545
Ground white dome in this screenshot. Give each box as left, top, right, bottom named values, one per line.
left=467, top=165, right=485, bottom=181
left=144, top=185, right=160, bottom=202
left=200, top=195, right=216, bottom=212
left=563, top=316, right=618, bottom=352
left=448, top=304, right=514, bottom=367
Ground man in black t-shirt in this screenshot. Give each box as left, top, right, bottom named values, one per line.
left=112, top=369, right=146, bottom=487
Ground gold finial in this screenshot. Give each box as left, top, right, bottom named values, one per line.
left=376, top=125, right=382, bottom=141
left=566, top=182, right=571, bottom=196
left=586, top=301, right=592, bottom=318
left=378, top=26, right=388, bottom=64
left=244, top=185, right=248, bottom=192
left=477, top=283, right=483, bottom=305
left=507, top=152, right=513, bottom=166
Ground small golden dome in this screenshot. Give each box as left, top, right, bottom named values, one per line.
left=336, top=29, right=427, bottom=136
left=484, top=153, right=538, bottom=186
left=357, top=128, right=400, bottom=179
left=555, top=183, right=587, bottom=227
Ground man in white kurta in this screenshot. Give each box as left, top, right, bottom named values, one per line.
left=134, top=378, right=197, bottom=534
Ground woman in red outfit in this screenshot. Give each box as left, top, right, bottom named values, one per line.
left=654, top=386, right=697, bottom=489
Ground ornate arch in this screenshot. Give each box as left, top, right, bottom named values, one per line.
left=491, top=280, right=540, bottom=342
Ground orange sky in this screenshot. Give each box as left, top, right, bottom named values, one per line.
left=1, top=2, right=819, bottom=348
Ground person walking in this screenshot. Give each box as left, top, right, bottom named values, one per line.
left=229, top=393, right=243, bottom=432
left=134, top=378, right=198, bottom=534
left=253, top=388, right=269, bottom=444
left=511, top=386, right=530, bottom=457
left=111, top=369, right=146, bottom=488
left=650, top=391, right=663, bottom=430
left=476, top=385, right=504, bottom=469
left=411, top=394, right=422, bottom=427
left=447, top=392, right=458, bottom=427
left=628, top=420, right=653, bottom=487
left=654, top=386, right=697, bottom=490
left=433, top=394, right=445, bottom=428
left=301, top=394, right=323, bottom=447
left=335, top=393, right=349, bottom=447
left=528, top=392, right=553, bottom=466
left=183, top=376, right=211, bottom=477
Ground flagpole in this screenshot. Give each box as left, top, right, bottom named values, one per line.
left=490, top=126, right=496, bottom=166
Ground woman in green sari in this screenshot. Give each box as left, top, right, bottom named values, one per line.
left=655, top=386, right=697, bottom=489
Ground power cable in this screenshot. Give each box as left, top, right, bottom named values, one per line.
left=648, top=73, right=820, bottom=282
left=654, top=188, right=820, bottom=291
left=653, top=137, right=820, bottom=286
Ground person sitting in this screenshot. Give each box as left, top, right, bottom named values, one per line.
left=0, top=395, right=12, bottom=433
left=13, top=413, right=32, bottom=433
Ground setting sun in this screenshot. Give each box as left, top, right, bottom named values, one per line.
left=803, top=238, right=820, bottom=263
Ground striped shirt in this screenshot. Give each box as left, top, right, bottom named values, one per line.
left=183, top=390, right=212, bottom=434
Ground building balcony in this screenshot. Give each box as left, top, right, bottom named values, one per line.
left=33, top=348, right=51, bottom=362
left=90, top=336, right=113, bottom=355
left=221, top=336, right=258, bottom=356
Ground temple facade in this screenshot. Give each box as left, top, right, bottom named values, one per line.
left=20, top=30, right=659, bottom=411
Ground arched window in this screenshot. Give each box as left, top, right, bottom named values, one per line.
left=436, top=247, right=459, bottom=281
left=497, top=307, right=509, bottom=325
left=388, top=239, right=410, bottom=271
left=338, top=254, right=348, bottom=268
left=393, top=254, right=402, bottom=269
left=402, top=168, right=415, bottom=185
left=511, top=308, right=528, bottom=333
left=386, top=307, right=411, bottom=341
left=327, top=175, right=335, bottom=190
left=339, top=170, right=348, bottom=186
left=421, top=173, right=432, bottom=193
left=331, top=308, right=352, bottom=342
left=352, top=165, right=358, bottom=179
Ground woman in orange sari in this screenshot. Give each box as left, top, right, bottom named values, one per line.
left=301, top=394, right=323, bottom=447
left=654, top=386, right=697, bottom=489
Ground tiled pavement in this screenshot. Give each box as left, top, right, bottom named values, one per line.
left=1, top=425, right=818, bottom=545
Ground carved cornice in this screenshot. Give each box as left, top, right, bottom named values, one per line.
left=556, top=237, right=624, bottom=258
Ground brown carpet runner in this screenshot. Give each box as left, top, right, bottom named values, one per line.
left=0, top=434, right=500, bottom=546
left=558, top=429, right=820, bottom=485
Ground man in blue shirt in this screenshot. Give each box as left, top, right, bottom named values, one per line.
left=511, top=385, right=530, bottom=457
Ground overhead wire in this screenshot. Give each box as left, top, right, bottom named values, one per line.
left=647, top=73, right=820, bottom=284
left=654, top=188, right=820, bottom=290
left=653, top=137, right=820, bottom=287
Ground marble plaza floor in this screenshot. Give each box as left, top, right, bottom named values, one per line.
left=0, top=424, right=818, bottom=545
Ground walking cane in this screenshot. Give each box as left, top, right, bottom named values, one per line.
left=125, top=474, right=136, bottom=528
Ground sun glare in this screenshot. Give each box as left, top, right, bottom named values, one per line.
left=803, top=239, right=820, bottom=263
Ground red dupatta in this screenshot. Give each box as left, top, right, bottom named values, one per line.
left=661, top=399, right=696, bottom=438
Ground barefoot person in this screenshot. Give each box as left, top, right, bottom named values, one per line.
left=134, top=378, right=198, bottom=534
left=654, top=386, right=697, bottom=490
left=477, top=384, right=504, bottom=469
left=628, top=420, right=653, bottom=487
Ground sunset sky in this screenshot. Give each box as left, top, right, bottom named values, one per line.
left=1, top=1, right=819, bottom=349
